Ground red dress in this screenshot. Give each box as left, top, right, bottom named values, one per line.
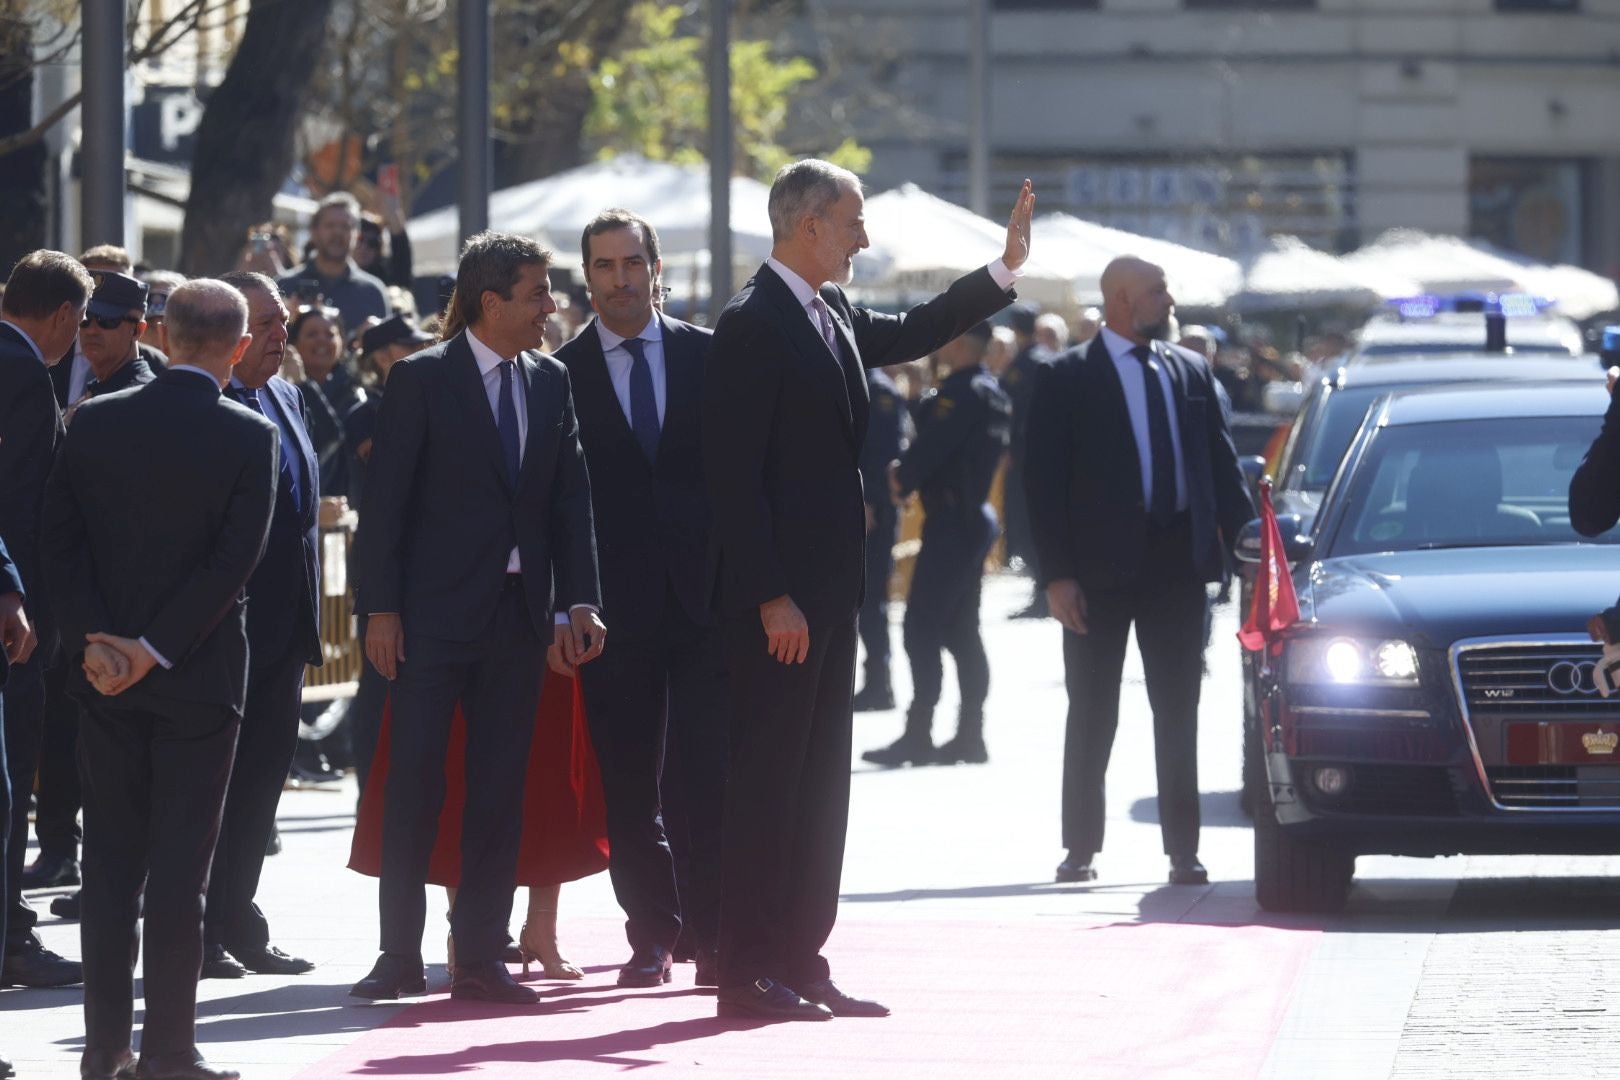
left=348, top=672, right=609, bottom=886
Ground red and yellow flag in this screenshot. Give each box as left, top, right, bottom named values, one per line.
left=1238, top=479, right=1301, bottom=653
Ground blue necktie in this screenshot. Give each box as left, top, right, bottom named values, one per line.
left=229, top=386, right=302, bottom=512
left=623, top=336, right=660, bottom=463
left=497, top=360, right=522, bottom=487
left=1131, top=345, right=1177, bottom=526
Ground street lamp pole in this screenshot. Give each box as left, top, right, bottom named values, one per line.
left=81, top=0, right=126, bottom=248
left=967, top=0, right=990, bottom=216
left=708, top=0, right=733, bottom=318
left=458, top=0, right=492, bottom=245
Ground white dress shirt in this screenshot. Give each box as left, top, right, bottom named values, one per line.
left=1099, top=324, right=1188, bottom=514
left=466, top=329, right=529, bottom=574
left=68, top=347, right=91, bottom=403
left=596, top=313, right=666, bottom=427
left=764, top=257, right=1024, bottom=342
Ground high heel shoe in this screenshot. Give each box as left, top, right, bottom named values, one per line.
left=519, top=916, right=583, bottom=980
left=445, top=932, right=456, bottom=981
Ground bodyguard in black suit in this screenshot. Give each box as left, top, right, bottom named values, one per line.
left=45, top=279, right=279, bottom=1080
left=0, top=250, right=92, bottom=990
left=554, top=210, right=728, bottom=989
left=0, top=534, right=32, bottom=1080
left=702, top=161, right=1032, bottom=1021
left=352, top=233, right=604, bottom=1006
left=1023, top=256, right=1253, bottom=888
left=200, top=273, right=323, bottom=980
left=850, top=368, right=908, bottom=712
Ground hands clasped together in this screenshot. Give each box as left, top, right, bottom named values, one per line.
left=80, top=633, right=159, bottom=696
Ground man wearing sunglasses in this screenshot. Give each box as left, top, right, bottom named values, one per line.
left=74, top=273, right=158, bottom=409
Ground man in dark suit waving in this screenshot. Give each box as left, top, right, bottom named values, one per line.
left=1023, top=256, right=1253, bottom=889
left=554, top=210, right=727, bottom=990
left=45, top=278, right=279, bottom=1080
left=703, top=160, right=1033, bottom=1021
left=352, top=232, right=604, bottom=1005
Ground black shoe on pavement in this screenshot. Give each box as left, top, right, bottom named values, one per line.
left=450, top=960, right=538, bottom=1004
left=850, top=684, right=895, bottom=712
left=617, top=944, right=673, bottom=988
left=671, top=935, right=696, bottom=963
left=81, top=1047, right=136, bottom=1079
left=51, top=891, right=82, bottom=920
left=2, top=939, right=83, bottom=987
left=230, top=944, right=314, bottom=975
left=501, top=937, right=524, bottom=965
left=200, top=944, right=246, bottom=980
left=1055, top=850, right=1097, bottom=884
left=861, top=734, right=934, bottom=767
left=0, top=1051, right=13, bottom=1079
left=693, top=948, right=719, bottom=988
left=716, top=977, right=832, bottom=1022
left=798, top=977, right=891, bottom=1017
left=934, top=733, right=988, bottom=765
left=1169, top=856, right=1209, bottom=886
left=350, top=953, right=427, bottom=1000
left=134, top=1050, right=239, bottom=1080
left=21, top=852, right=79, bottom=890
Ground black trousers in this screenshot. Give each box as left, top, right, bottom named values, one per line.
left=79, top=697, right=238, bottom=1059
left=3, top=656, right=45, bottom=953
left=902, top=508, right=996, bottom=734
left=579, top=597, right=727, bottom=955
left=718, top=613, right=856, bottom=989
left=378, top=581, right=543, bottom=966
left=347, top=614, right=389, bottom=803
left=1060, top=517, right=1205, bottom=860
left=204, top=650, right=305, bottom=954
left=857, top=503, right=897, bottom=693
left=35, top=661, right=83, bottom=860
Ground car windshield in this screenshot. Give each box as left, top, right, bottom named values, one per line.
left=1329, top=416, right=1620, bottom=557
left=1295, top=386, right=1384, bottom=491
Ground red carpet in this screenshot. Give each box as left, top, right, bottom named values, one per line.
left=298, top=917, right=1318, bottom=1079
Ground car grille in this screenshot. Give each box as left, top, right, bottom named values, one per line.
left=1485, top=766, right=1620, bottom=809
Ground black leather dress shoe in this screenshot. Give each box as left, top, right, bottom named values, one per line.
left=672, top=938, right=697, bottom=963
left=716, top=978, right=832, bottom=1022
left=81, top=1047, right=136, bottom=1078
left=501, top=937, right=524, bottom=965
left=451, top=960, right=538, bottom=1004
left=21, top=852, right=80, bottom=890
left=1054, top=851, right=1097, bottom=884
left=1, top=1051, right=13, bottom=1080
left=934, top=733, right=988, bottom=765
left=134, top=1050, right=239, bottom=1080
left=1169, top=856, right=1209, bottom=886
left=52, top=891, right=82, bottom=919
left=850, top=684, right=895, bottom=712
left=693, top=948, right=719, bottom=988
left=860, top=735, right=934, bottom=767
left=799, top=978, right=890, bottom=1017
left=2, top=940, right=83, bottom=987
left=230, top=944, right=314, bottom=975
left=200, top=945, right=246, bottom=980
left=350, top=953, right=427, bottom=1000
left=617, top=944, right=673, bottom=988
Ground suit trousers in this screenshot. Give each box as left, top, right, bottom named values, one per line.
left=0, top=692, right=9, bottom=966
left=718, top=613, right=857, bottom=989
left=902, top=508, right=996, bottom=731
left=378, top=579, right=543, bottom=966
left=346, top=618, right=389, bottom=804
left=579, top=593, right=727, bottom=954
left=78, top=698, right=239, bottom=1058
left=35, top=661, right=83, bottom=860
left=1060, top=518, right=1205, bottom=860
left=857, top=503, right=897, bottom=692
left=204, top=649, right=306, bottom=954
left=3, top=657, right=45, bottom=953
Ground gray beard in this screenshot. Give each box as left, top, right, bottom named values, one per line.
left=1138, top=317, right=1171, bottom=341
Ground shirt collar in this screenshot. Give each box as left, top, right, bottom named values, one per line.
left=169, top=364, right=223, bottom=388
left=0, top=320, right=44, bottom=364
left=1100, top=324, right=1150, bottom=364
left=766, top=257, right=820, bottom=310
left=465, top=328, right=517, bottom=375
left=595, top=313, right=661, bottom=355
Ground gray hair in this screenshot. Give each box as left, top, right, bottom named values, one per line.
left=164, top=279, right=249, bottom=361
left=314, top=191, right=361, bottom=227
left=767, top=159, right=862, bottom=243
left=217, top=270, right=278, bottom=300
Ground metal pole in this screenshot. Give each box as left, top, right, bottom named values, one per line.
left=967, top=0, right=990, bottom=216
left=457, top=0, right=492, bottom=245
left=81, top=0, right=126, bottom=247
left=708, top=0, right=733, bottom=317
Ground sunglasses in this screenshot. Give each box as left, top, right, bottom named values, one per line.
left=81, top=314, right=140, bottom=331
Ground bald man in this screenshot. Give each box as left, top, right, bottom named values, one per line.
left=1023, top=256, right=1252, bottom=888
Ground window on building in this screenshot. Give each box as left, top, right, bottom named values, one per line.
left=993, top=0, right=1098, bottom=9
left=1183, top=1, right=1315, bottom=9
left=1469, top=157, right=1591, bottom=266
left=1495, top=0, right=1578, bottom=11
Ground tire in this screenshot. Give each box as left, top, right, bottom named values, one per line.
left=1254, top=791, right=1355, bottom=914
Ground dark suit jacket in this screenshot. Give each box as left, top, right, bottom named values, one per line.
left=554, top=313, right=712, bottom=641
left=43, top=370, right=279, bottom=717
left=0, top=536, right=21, bottom=689
left=50, top=344, right=168, bottom=407
left=1023, top=334, right=1254, bottom=592
left=861, top=369, right=907, bottom=508
left=242, top=375, right=323, bottom=676
left=702, top=263, right=1012, bottom=626
left=355, top=331, right=601, bottom=641
left=0, top=322, right=64, bottom=649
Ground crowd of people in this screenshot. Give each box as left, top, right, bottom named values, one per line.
left=0, top=157, right=1265, bottom=1079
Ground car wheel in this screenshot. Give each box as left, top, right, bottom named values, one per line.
left=1253, top=791, right=1355, bottom=913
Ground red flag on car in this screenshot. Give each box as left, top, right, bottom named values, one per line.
left=1238, top=479, right=1301, bottom=653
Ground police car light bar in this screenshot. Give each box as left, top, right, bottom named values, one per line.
left=1386, top=292, right=1554, bottom=320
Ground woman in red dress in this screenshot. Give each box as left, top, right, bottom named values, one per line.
left=349, top=664, right=609, bottom=979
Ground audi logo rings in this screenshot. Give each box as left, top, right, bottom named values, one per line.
left=1548, top=660, right=1600, bottom=696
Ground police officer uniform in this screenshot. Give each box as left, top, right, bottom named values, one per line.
left=851, top=369, right=909, bottom=712
left=864, top=345, right=1011, bottom=766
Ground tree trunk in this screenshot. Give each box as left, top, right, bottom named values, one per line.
left=179, top=0, right=336, bottom=275
left=0, top=14, right=47, bottom=274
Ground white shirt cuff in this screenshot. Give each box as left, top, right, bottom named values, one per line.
left=987, top=258, right=1023, bottom=292
left=555, top=604, right=600, bottom=626
left=139, top=636, right=173, bottom=670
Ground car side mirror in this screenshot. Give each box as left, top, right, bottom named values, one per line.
left=1234, top=513, right=1313, bottom=565
left=1239, top=455, right=1267, bottom=492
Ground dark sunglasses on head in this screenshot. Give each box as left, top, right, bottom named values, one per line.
left=81, top=314, right=140, bottom=331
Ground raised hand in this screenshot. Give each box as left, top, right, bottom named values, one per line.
left=1002, top=179, right=1036, bottom=271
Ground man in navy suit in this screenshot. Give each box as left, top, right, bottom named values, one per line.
left=0, top=533, right=38, bottom=1080
left=554, top=210, right=727, bottom=989
left=351, top=232, right=604, bottom=1005
left=198, top=272, right=323, bottom=980
left=1024, top=256, right=1253, bottom=889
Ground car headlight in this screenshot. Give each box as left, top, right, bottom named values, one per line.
left=1286, top=637, right=1420, bottom=686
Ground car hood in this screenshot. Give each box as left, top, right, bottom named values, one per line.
left=1300, top=545, right=1620, bottom=647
